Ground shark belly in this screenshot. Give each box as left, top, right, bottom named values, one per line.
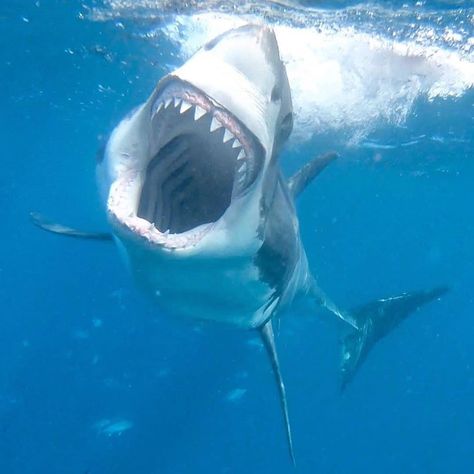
left=118, top=237, right=281, bottom=328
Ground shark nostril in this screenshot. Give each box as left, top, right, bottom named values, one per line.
left=203, top=32, right=225, bottom=51
left=203, top=39, right=217, bottom=51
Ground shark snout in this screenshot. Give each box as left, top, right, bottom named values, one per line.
left=244, top=24, right=281, bottom=64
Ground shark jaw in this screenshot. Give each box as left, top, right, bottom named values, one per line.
left=107, top=78, right=264, bottom=251
left=103, top=24, right=292, bottom=255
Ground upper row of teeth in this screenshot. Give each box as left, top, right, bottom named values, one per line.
left=155, top=97, right=249, bottom=186
left=154, top=97, right=248, bottom=166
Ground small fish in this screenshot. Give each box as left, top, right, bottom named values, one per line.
left=225, top=388, right=248, bottom=403
left=94, top=418, right=134, bottom=437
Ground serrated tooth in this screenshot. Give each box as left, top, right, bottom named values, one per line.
left=194, top=105, right=207, bottom=121
left=237, top=149, right=246, bottom=160
left=164, top=98, right=172, bottom=108
left=232, top=139, right=241, bottom=149
left=210, top=116, right=222, bottom=132
left=223, top=129, right=234, bottom=143
left=180, top=101, right=192, bottom=114
left=174, top=97, right=181, bottom=108
left=155, top=102, right=164, bottom=113
left=238, top=161, right=247, bottom=174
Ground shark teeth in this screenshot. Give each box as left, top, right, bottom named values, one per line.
left=194, top=105, right=207, bottom=121
left=180, top=101, right=192, bottom=114
left=210, top=116, right=223, bottom=132
left=238, top=161, right=247, bottom=174
left=222, top=129, right=234, bottom=143
left=151, top=93, right=252, bottom=197
left=234, top=147, right=248, bottom=191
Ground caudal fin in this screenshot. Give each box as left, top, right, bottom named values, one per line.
left=340, top=286, right=449, bottom=391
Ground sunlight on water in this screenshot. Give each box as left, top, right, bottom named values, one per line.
left=164, top=12, right=474, bottom=143
left=90, top=1, right=474, bottom=144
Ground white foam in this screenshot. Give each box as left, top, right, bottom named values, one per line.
left=163, top=12, right=474, bottom=144
left=90, top=3, right=474, bottom=144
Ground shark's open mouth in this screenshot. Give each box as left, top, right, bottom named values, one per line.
left=108, top=79, right=263, bottom=249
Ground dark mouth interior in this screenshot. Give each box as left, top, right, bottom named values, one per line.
left=136, top=80, right=264, bottom=236
left=138, top=132, right=235, bottom=234
left=136, top=88, right=251, bottom=234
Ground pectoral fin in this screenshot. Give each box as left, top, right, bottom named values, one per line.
left=30, top=212, right=113, bottom=241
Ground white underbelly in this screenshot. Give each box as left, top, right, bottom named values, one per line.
left=126, top=246, right=275, bottom=329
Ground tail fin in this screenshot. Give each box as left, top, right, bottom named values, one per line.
left=340, top=287, right=449, bottom=391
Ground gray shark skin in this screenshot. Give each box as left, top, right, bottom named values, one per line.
left=340, top=286, right=449, bottom=391
left=97, top=25, right=306, bottom=333
left=96, top=25, right=304, bottom=464
left=31, top=25, right=447, bottom=466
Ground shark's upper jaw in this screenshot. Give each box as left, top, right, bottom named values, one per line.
left=105, top=24, right=292, bottom=252
left=108, top=79, right=264, bottom=250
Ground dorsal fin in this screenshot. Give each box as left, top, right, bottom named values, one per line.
left=288, top=152, right=338, bottom=198
left=30, top=212, right=113, bottom=241
left=260, top=320, right=296, bottom=466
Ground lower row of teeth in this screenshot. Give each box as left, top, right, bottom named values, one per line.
left=153, top=97, right=249, bottom=190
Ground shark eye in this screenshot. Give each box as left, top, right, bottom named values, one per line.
left=271, top=86, right=281, bottom=102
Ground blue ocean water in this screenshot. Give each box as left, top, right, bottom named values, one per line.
left=1, top=0, right=473, bottom=473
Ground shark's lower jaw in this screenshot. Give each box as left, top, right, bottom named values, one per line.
left=108, top=79, right=263, bottom=251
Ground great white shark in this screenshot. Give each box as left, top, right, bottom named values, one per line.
left=31, top=24, right=447, bottom=464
